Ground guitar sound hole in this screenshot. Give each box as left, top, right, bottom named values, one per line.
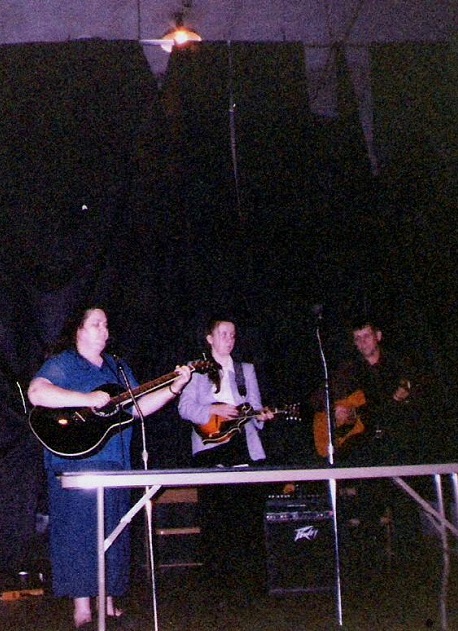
left=93, top=403, right=119, bottom=418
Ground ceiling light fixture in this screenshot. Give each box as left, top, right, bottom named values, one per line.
left=160, top=12, right=202, bottom=53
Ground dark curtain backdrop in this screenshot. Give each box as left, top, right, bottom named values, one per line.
left=0, top=39, right=455, bottom=575
left=0, top=39, right=175, bottom=577
left=369, top=42, right=457, bottom=407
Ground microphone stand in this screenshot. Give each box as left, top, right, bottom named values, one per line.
left=315, top=316, right=343, bottom=627
left=315, top=318, right=334, bottom=467
left=115, top=359, right=159, bottom=631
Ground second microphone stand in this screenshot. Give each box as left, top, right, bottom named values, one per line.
left=115, top=359, right=159, bottom=631
left=315, top=318, right=343, bottom=627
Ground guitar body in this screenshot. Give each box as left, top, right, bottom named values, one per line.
left=196, top=404, right=253, bottom=445
left=313, top=390, right=366, bottom=458
left=29, top=383, right=133, bottom=458
left=29, top=359, right=213, bottom=457
left=196, top=403, right=300, bottom=445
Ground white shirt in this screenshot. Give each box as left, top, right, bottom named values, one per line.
left=213, top=357, right=237, bottom=405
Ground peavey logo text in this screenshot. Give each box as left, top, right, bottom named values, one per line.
left=294, top=525, right=320, bottom=542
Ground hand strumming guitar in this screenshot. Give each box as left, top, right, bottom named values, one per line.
left=335, top=404, right=357, bottom=426
left=210, top=403, right=240, bottom=420
left=91, top=390, right=112, bottom=409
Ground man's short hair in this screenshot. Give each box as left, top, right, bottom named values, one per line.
left=349, top=317, right=381, bottom=334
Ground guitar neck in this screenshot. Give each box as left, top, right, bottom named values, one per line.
left=236, top=406, right=289, bottom=421
left=110, top=365, right=196, bottom=407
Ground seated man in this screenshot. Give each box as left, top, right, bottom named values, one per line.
left=317, top=318, right=436, bottom=466
left=313, top=317, right=441, bottom=562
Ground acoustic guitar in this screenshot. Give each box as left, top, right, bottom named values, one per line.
left=313, top=390, right=366, bottom=458
left=195, top=402, right=301, bottom=445
left=29, top=359, right=213, bottom=457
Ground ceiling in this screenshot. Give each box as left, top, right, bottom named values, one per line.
left=1, top=1, right=455, bottom=175
left=1, top=1, right=454, bottom=58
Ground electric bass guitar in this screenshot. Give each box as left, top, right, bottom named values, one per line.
left=29, top=359, right=213, bottom=458
left=195, top=402, right=301, bottom=445
left=313, top=390, right=366, bottom=458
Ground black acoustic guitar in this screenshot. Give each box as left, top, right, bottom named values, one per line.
left=29, top=360, right=212, bottom=457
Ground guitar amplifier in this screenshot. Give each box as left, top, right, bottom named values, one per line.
left=264, top=494, right=335, bottom=595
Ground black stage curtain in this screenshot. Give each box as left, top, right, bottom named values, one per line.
left=155, top=42, right=376, bottom=465
left=0, top=39, right=175, bottom=579
left=370, top=42, right=457, bottom=410
left=0, top=40, right=455, bottom=577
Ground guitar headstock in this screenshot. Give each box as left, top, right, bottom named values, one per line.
left=189, top=359, right=218, bottom=375
left=283, top=403, right=301, bottom=421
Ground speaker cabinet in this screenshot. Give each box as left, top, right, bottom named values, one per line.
left=264, top=495, right=335, bottom=595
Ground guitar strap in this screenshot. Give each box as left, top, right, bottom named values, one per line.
left=234, top=362, right=247, bottom=397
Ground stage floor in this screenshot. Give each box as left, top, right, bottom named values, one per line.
left=2, top=523, right=458, bottom=631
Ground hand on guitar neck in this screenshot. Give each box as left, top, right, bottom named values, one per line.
left=393, top=379, right=411, bottom=403
left=258, top=406, right=276, bottom=421
left=211, top=402, right=275, bottom=423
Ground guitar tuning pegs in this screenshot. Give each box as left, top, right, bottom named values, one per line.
left=290, top=403, right=301, bottom=421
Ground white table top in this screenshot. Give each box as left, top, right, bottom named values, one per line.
left=60, top=462, right=458, bottom=489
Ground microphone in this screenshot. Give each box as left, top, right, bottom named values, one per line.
left=111, top=353, right=124, bottom=369
left=104, top=351, right=123, bottom=369
left=111, top=353, right=132, bottom=394
left=311, top=304, right=324, bottom=320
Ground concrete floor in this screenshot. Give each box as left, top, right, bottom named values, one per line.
left=1, top=526, right=457, bottom=631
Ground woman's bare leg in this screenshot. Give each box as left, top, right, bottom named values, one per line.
left=73, top=596, right=92, bottom=627
left=104, top=596, right=123, bottom=617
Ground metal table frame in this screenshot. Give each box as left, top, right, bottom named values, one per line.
left=61, top=463, right=458, bottom=631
